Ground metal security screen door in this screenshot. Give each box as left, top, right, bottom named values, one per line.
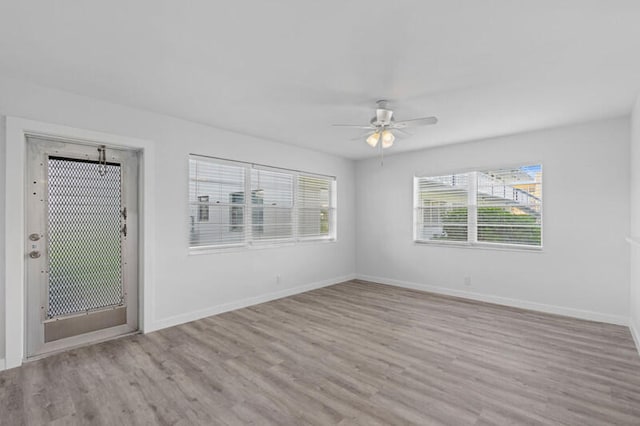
left=26, top=136, right=139, bottom=358
left=47, top=157, right=124, bottom=317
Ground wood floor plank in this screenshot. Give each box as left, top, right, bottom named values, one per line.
left=2, top=280, right=640, bottom=425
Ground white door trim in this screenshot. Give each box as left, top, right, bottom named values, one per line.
left=4, top=117, right=156, bottom=370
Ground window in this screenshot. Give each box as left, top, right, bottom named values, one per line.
left=189, top=155, right=336, bottom=250
left=251, top=168, right=294, bottom=241
left=189, top=159, right=246, bottom=247
left=297, top=175, right=332, bottom=238
left=414, top=165, right=542, bottom=248
left=415, top=173, right=470, bottom=242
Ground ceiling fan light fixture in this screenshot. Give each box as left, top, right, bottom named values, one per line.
left=332, top=101, right=438, bottom=158
left=381, top=130, right=395, bottom=148
left=366, top=132, right=380, bottom=147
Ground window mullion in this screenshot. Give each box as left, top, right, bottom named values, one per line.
left=468, top=171, right=478, bottom=244
left=245, top=165, right=253, bottom=246
left=413, top=177, right=420, bottom=241
left=330, top=179, right=337, bottom=240
left=293, top=173, right=299, bottom=241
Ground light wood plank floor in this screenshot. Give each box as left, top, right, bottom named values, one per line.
left=1, top=280, right=640, bottom=425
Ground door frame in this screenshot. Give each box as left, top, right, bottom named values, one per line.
left=4, top=117, right=157, bottom=370
left=26, top=139, right=139, bottom=358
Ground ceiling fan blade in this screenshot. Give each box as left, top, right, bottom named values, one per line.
left=394, top=128, right=413, bottom=138
left=332, top=124, right=376, bottom=129
left=392, top=116, right=438, bottom=128
left=350, top=132, right=374, bottom=141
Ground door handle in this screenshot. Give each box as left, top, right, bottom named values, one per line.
left=29, top=251, right=41, bottom=259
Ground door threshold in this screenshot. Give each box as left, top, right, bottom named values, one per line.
left=24, top=330, right=141, bottom=364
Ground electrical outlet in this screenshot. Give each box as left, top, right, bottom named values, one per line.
left=276, top=275, right=281, bottom=285
left=464, top=276, right=472, bottom=286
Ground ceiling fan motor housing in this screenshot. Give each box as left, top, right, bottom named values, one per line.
left=372, top=108, right=394, bottom=127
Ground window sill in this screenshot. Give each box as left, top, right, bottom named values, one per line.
left=414, top=240, right=543, bottom=253
left=189, top=237, right=336, bottom=256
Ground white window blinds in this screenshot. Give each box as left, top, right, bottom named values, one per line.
left=189, top=155, right=336, bottom=249
left=251, top=168, right=294, bottom=241
left=476, top=167, right=542, bottom=246
left=189, top=158, right=246, bottom=247
left=297, top=174, right=334, bottom=238
left=414, top=165, right=542, bottom=248
left=415, top=173, right=469, bottom=242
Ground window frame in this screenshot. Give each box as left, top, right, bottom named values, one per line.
left=189, top=155, right=337, bottom=253
left=413, top=164, right=543, bottom=251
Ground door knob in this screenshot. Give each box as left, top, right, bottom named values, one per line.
left=29, top=251, right=41, bottom=259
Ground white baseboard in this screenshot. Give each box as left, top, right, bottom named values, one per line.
left=356, top=274, right=629, bottom=326
left=149, top=274, right=356, bottom=332
left=631, top=321, right=640, bottom=357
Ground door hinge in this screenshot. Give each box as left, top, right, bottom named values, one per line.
left=121, top=224, right=127, bottom=237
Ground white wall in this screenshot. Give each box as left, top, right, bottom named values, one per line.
left=356, top=117, right=630, bottom=324
left=0, top=114, right=5, bottom=364
left=0, top=76, right=356, bottom=364
left=0, top=74, right=633, bottom=367
left=630, top=94, right=640, bottom=346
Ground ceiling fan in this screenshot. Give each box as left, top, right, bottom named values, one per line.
left=333, top=100, right=438, bottom=149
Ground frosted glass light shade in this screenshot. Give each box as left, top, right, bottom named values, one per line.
left=366, top=132, right=380, bottom=147
left=381, top=130, right=395, bottom=148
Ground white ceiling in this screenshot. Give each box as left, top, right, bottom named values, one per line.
left=1, top=1, right=640, bottom=159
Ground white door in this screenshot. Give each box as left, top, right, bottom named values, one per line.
left=26, top=136, right=139, bottom=358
